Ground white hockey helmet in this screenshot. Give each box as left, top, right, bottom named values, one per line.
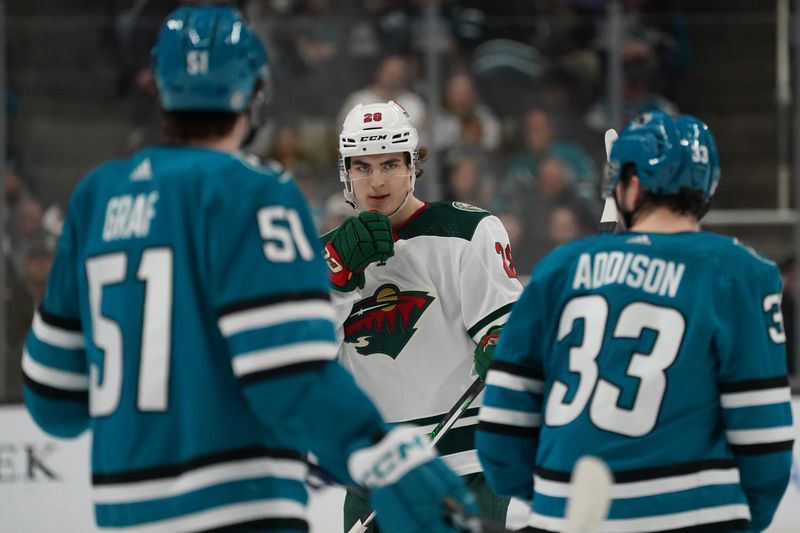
left=338, top=100, right=419, bottom=208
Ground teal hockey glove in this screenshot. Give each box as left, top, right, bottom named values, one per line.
left=349, top=426, right=478, bottom=533
left=474, top=326, right=502, bottom=381
left=325, top=212, right=393, bottom=291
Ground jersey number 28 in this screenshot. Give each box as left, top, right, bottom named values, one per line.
left=545, top=295, right=685, bottom=437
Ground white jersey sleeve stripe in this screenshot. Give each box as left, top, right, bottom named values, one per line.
left=32, top=311, right=85, bottom=350
left=478, top=406, right=541, bottom=427
left=93, top=457, right=307, bottom=504
left=534, top=467, right=740, bottom=499
left=527, top=504, right=750, bottom=533
left=720, top=387, right=792, bottom=409
left=232, top=341, right=339, bottom=377
left=218, top=300, right=335, bottom=337
left=486, top=369, right=544, bottom=394
left=725, top=426, right=795, bottom=445
left=22, top=350, right=89, bottom=391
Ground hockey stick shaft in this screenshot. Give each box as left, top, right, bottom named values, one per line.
left=348, top=378, right=486, bottom=533
left=430, top=377, right=485, bottom=445
left=562, top=456, right=613, bottom=533
left=599, top=129, right=619, bottom=233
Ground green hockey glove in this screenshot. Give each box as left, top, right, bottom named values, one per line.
left=324, top=211, right=394, bottom=291
left=474, top=325, right=502, bottom=381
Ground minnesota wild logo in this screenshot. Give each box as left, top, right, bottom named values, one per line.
left=344, top=284, right=434, bottom=359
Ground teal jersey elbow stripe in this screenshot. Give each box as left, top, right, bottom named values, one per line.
left=23, top=375, right=88, bottom=401
left=31, top=309, right=85, bottom=350
left=718, top=376, right=789, bottom=393
left=536, top=458, right=735, bottom=483
left=729, top=440, right=794, bottom=455
left=38, top=305, right=82, bottom=331
left=92, top=446, right=304, bottom=485
left=529, top=459, right=752, bottom=533
left=217, top=295, right=335, bottom=339
left=216, top=290, right=330, bottom=318
left=238, top=360, right=331, bottom=385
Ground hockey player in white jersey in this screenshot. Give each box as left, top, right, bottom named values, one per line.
left=322, top=101, right=523, bottom=531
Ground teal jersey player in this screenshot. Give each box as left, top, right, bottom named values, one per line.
left=22, top=7, right=475, bottom=533
left=476, top=112, right=794, bottom=533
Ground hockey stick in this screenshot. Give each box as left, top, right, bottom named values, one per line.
left=562, top=456, right=613, bottom=533
left=348, top=377, right=486, bottom=533
left=429, top=376, right=484, bottom=446
left=599, top=128, right=619, bottom=233
left=444, top=456, right=612, bottom=533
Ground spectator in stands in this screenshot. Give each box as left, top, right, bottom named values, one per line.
left=22, top=240, right=53, bottom=307
left=433, top=71, right=501, bottom=154
left=592, top=0, right=692, bottom=99
left=9, top=199, right=44, bottom=276
left=498, top=107, right=598, bottom=209
left=293, top=0, right=348, bottom=65
left=442, top=112, right=502, bottom=211
left=111, top=0, right=179, bottom=149
left=264, top=123, right=318, bottom=182
left=547, top=205, right=584, bottom=248
left=4, top=240, right=55, bottom=403
left=337, top=54, right=426, bottom=129
left=446, top=156, right=494, bottom=209
left=498, top=156, right=595, bottom=274
left=5, top=259, right=30, bottom=403
left=4, top=160, right=33, bottom=235
left=585, top=38, right=679, bottom=133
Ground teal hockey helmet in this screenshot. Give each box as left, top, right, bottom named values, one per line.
left=151, top=6, right=268, bottom=112
left=674, top=115, right=720, bottom=200
left=605, top=111, right=720, bottom=201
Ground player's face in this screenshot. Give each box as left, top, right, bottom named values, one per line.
left=349, top=153, right=413, bottom=215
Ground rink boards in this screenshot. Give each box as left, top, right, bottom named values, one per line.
left=1, top=400, right=799, bottom=532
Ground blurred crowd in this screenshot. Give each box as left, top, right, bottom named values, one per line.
left=2, top=158, right=63, bottom=402
left=2, top=0, right=715, bottom=399
left=93, top=0, right=692, bottom=270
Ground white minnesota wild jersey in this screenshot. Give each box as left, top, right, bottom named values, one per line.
left=328, top=201, right=522, bottom=474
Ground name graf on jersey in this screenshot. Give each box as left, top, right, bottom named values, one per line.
left=572, top=252, right=686, bottom=298
left=103, top=192, right=159, bottom=242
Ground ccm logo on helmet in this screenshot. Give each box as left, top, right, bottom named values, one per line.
left=359, top=135, right=387, bottom=141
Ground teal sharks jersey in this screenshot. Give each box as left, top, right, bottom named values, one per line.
left=477, top=231, right=794, bottom=533
left=23, top=146, right=384, bottom=531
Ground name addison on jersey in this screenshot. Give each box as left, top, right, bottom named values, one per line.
left=343, top=284, right=434, bottom=358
